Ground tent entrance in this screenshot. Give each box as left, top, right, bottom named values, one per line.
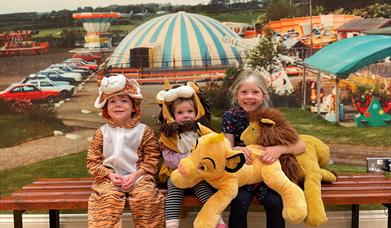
left=129, top=48, right=150, bottom=68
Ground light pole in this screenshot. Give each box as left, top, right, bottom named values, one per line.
left=309, top=0, right=313, bottom=56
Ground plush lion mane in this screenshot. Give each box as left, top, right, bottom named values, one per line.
left=258, top=108, right=304, bottom=184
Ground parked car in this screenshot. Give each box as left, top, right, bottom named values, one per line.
left=64, top=62, right=92, bottom=73
left=28, top=71, right=77, bottom=85
left=25, top=79, right=75, bottom=98
left=49, top=64, right=91, bottom=76
left=64, top=58, right=97, bottom=66
left=38, top=69, right=83, bottom=82
left=63, top=58, right=98, bottom=71
left=72, top=52, right=102, bottom=62
left=0, top=84, right=60, bottom=103
left=20, top=77, right=70, bottom=86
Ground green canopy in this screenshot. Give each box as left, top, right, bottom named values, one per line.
left=304, top=35, right=391, bottom=78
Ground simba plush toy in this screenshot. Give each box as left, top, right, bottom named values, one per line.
left=241, top=108, right=336, bottom=226
left=171, top=126, right=307, bottom=228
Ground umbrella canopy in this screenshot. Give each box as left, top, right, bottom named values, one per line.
left=304, top=35, right=391, bottom=78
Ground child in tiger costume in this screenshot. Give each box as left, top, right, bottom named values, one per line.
left=87, top=74, right=164, bottom=227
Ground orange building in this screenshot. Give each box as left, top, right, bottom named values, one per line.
left=267, top=15, right=361, bottom=49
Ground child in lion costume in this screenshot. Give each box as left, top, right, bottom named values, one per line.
left=240, top=108, right=336, bottom=226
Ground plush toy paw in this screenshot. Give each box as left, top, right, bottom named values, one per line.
left=194, top=218, right=217, bottom=228
left=280, top=182, right=307, bottom=224
left=282, top=204, right=307, bottom=224
left=305, top=209, right=327, bottom=226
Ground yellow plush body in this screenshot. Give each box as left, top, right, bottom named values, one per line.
left=171, top=130, right=307, bottom=228
left=241, top=109, right=336, bottom=226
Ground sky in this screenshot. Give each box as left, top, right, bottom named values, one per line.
left=0, top=0, right=209, bottom=14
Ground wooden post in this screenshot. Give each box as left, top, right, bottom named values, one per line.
left=335, top=78, right=340, bottom=124
left=316, top=70, right=321, bottom=115
left=302, top=65, right=307, bottom=110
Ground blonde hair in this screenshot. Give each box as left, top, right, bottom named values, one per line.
left=229, top=70, right=271, bottom=108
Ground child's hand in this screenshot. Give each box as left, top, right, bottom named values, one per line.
left=108, top=173, right=123, bottom=186
left=233, top=146, right=253, bottom=165
left=260, top=145, right=283, bottom=164
left=120, top=173, right=138, bottom=191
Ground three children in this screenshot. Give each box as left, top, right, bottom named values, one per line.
left=87, top=72, right=305, bottom=227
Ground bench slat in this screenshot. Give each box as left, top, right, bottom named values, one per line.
left=1, top=173, right=390, bottom=211
left=23, top=185, right=91, bottom=190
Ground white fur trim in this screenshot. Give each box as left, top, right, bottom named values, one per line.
left=156, top=85, right=195, bottom=103
left=101, top=75, right=126, bottom=95
left=95, top=75, right=142, bottom=109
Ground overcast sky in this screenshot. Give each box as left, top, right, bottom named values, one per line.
left=0, top=0, right=209, bottom=14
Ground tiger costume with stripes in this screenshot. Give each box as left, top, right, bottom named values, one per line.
left=87, top=75, right=165, bottom=227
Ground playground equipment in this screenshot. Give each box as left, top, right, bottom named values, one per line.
left=72, top=12, right=121, bottom=49
left=0, top=31, right=49, bottom=57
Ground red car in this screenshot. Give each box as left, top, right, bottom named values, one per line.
left=0, top=84, right=60, bottom=103
left=72, top=52, right=102, bottom=62
left=64, top=58, right=98, bottom=71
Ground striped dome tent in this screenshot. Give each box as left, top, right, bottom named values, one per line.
left=108, top=11, right=245, bottom=69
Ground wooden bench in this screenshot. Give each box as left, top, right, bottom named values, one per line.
left=1, top=173, right=390, bottom=228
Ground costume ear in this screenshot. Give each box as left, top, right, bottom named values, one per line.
left=197, top=123, right=213, bottom=135
left=225, top=153, right=245, bottom=173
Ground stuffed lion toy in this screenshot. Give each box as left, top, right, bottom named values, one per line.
left=240, top=108, right=336, bottom=226
left=171, top=125, right=307, bottom=228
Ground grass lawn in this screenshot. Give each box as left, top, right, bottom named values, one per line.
left=280, top=107, right=391, bottom=146
left=205, top=9, right=264, bottom=24
left=0, top=151, right=89, bottom=197
left=211, top=108, right=391, bottom=147
left=0, top=114, right=69, bottom=148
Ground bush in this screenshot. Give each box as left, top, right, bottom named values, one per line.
left=203, top=67, right=239, bottom=111
left=270, top=87, right=301, bottom=108
left=203, top=81, right=232, bottom=111
left=0, top=99, right=58, bottom=122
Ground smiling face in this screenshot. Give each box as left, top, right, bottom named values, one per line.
left=236, top=80, right=264, bottom=115
left=107, top=94, right=134, bottom=124
left=172, top=99, right=196, bottom=124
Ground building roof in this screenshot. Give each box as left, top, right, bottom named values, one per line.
left=363, top=27, right=391, bottom=35
left=337, top=18, right=391, bottom=32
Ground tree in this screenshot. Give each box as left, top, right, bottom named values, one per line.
left=264, top=0, right=290, bottom=21
left=352, top=3, right=391, bottom=18
left=246, top=27, right=294, bottom=95
left=246, top=27, right=287, bottom=75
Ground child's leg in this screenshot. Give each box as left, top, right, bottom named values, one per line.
left=165, top=177, right=185, bottom=228
left=194, top=181, right=226, bottom=226
left=128, top=174, right=165, bottom=228
left=88, top=180, right=126, bottom=228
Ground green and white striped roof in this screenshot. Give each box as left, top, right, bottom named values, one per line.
left=108, top=11, right=245, bottom=68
